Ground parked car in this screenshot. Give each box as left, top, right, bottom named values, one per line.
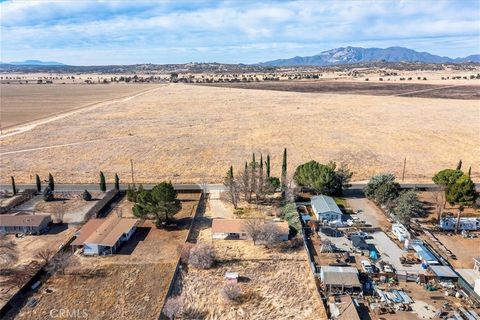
left=361, top=260, right=374, bottom=273
left=383, top=264, right=394, bottom=273
left=347, top=231, right=370, bottom=240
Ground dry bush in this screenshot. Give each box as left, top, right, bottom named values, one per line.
left=220, top=283, right=241, bottom=303
left=45, top=251, right=74, bottom=275
left=179, top=242, right=194, bottom=264
left=0, top=234, right=17, bottom=266
left=163, top=295, right=183, bottom=320
left=35, top=247, right=56, bottom=265
left=189, top=243, right=215, bottom=269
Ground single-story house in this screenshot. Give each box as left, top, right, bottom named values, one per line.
left=440, top=217, right=480, bottom=231
left=429, top=265, right=458, bottom=281
left=211, top=219, right=289, bottom=241
left=71, top=216, right=138, bottom=255
left=0, top=213, right=51, bottom=235
left=320, top=266, right=362, bottom=295
left=311, top=195, right=342, bottom=221
left=328, top=295, right=360, bottom=320
left=351, top=236, right=369, bottom=252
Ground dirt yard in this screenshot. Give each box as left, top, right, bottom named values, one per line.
left=0, top=225, right=74, bottom=310
left=1, top=84, right=478, bottom=184
left=5, top=194, right=199, bottom=319
left=170, top=214, right=327, bottom=319
left=0, top=84, right=161, bottom=128
left=433, top=234, right=480, bottom=269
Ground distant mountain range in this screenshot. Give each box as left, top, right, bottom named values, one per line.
left=1, top=60, right=65, bottom=66
left=259, top=46, right=480, bottom=66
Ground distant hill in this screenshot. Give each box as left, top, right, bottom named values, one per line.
left=259, top=46, right=480, bottom=66
left=3, top=60, right=65, bottom=66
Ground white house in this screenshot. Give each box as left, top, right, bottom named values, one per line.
left=0, top=213, right=51, bottom=235
left=72, top=216, right=138, bottom=255
left=211, top=219, right=289, bottom=241
left=392, top=224, right=410, bottom=242
left=311, top=195, right=343, bottom=221
left=439, top=217, right=480, bottom=231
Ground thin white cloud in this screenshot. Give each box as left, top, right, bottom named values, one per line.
left=0, top=0, right=478, bottom=64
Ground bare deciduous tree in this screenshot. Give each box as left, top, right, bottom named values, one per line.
left=35, top=247, right=56, bottom=265
left=430, top=188, right=445, bottom=221
left=52, top=201, right=66, bottom=223
left=259, top=223, right=281, bottom=248
left=189, top=243, right=216, bottom=269
left=163, top=296, right=183, bottom=320
left=244, top=218, right=264, bottom=245
left=45, top=251, right=73, bottom=275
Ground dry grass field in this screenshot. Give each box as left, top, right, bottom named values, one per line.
left=0, top=83, right=479, bottom=184
left=6, top=194, right=199, bottom=319
left=172, top=226, right=326, bottom=319
left=0, top=83, right=160, bottom=128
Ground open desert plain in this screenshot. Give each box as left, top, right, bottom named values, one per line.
left=0, top=79, right=479, bottom=184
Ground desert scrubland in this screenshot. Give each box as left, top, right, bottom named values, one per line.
left=0, top=83, right=479, bottom=184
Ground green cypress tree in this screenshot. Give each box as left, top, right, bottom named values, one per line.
left=35, top=174, right=41, bottom=193
left=468, top=167, right=472, bottom=178
left=266, top=155, right=271, bottom=178
left=11, top=176, right=16, bottom=195
left=229, top=166, right=234, bottom=179
left=99, top=171, right=106, bottom=192
left=456, top=160, right=462, bottom=170
left=281, top=148, right=287, bottom=187
left=114, top=173, right=120, bottom=191
left=48, top=173, right=55, bottom=191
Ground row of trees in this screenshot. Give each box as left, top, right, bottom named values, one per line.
left=364, top=174, right=423, bottom=225
left=224, top=149, right=287, bottom=208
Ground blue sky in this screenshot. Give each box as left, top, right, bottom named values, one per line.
left=1, top=0, right=479, bottom=65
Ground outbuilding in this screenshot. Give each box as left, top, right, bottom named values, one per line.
left=429, top=265, right=458, bottom=281
left=311, top=195, right=343, bottom=221
left=320, top=266, right=362, bottom=295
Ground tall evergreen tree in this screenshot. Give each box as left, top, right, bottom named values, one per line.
left=114, top=173, right=120, bottom=191
left=281, top=148, right=287, bottom=187
left=99, top=171, right=106, bottom=192
left=228, top=166, right=234, bottom=179
left=35, top=174, right=41, bottom=193
left=266, top=155, right=271, bottom=178
left=456, top=160, right=463, bottom=170
left=48, top=173, right=55, bottom=191
left=468, top=167, right=472, bottom=178
left=11, top=176, right=16, bottom=195
left=259, top=154, right=264, bottom=199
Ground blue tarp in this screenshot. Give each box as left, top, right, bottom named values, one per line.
left=369, top=250, right=378, bottom=260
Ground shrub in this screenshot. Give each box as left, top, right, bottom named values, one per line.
left=82, top=190, right=92, bottom=201
left=220, top=283, right=241, bottom=302
left=163, top=296, right=183, bottom=320
left=189, top=243, right=215, bottom=269
left=43, top=187, right=54, bottom=202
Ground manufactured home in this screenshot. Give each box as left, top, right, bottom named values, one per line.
left=211, top=219, right=289, bottom=241
left=439, top=217, right=480, bottom=231
left=0, top=213, right=51, bottom=235
left=71, top=216, right=138, bottom=255
left=311, top=195, right=343, bottom=221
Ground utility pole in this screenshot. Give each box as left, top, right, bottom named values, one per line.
left=402, top=157, right=407, bottom=183
left=130, top=159, right=135, bottom=186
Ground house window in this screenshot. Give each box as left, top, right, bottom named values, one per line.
left=241, top=233, right=246, bottom=236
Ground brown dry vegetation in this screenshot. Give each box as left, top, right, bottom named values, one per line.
left=6, top=195, right=199, bottom=319
left=1, top=84, right=479, bottom=184
left=0, top=83, right=160, bottom=128
left=173, top=226, right=326, bottom=320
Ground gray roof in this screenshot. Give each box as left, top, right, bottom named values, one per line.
left=430, top=265, right=458, bottom=278
left=311, top=195, right=342, bottom=215
left=321, top=266, right=361, bottom=287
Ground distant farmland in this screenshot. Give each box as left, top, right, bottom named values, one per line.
left=0, top=84, right=160, bottom=128
left=0, top=84, right=478, bottom=184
